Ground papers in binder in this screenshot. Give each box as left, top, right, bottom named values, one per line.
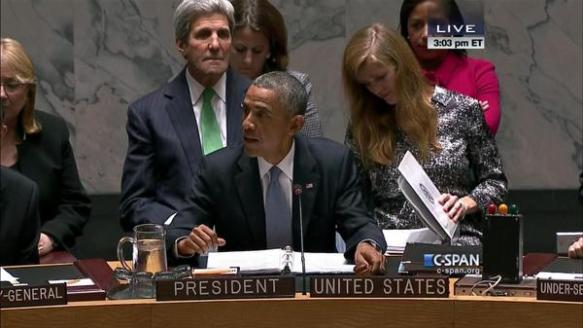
left=383, top=228, right=442, bottom=255
left=397, top=151, right=458, bottom=243
left=207, top=249, right=354, bottom=274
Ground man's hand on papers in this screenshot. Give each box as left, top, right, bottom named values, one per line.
left=438, top=194, right=477, bottom=224
left=353, top=242, right=385, bottom=275
left=568, top=237, right=583, bottom=259
left=177, top=224, right=226, bottom=256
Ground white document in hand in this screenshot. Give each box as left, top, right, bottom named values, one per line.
left=397, top=151, right=458, bottom=242
left=207, top=249, right=354, bottom=274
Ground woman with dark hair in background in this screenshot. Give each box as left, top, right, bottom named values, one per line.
left=230, top=0, right=322, bottom=137
left=0, top=38, right=91, bottom=256
left=342, top=24, right=507, bottom=245
left=400, top=0, right=501, bottom=135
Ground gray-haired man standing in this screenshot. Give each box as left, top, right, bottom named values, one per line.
left=121, top=0, right=251, bottom=230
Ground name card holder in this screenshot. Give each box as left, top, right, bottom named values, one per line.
left=537, top=279, right=583, bottom=302
left=0, top=283, right=68, bottom=308
left=310, top=276, right=449, bottom=298
left=156, top=276, right=295, bottom=301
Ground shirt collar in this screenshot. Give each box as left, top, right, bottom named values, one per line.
left=431, top=85, right=448, bottom=107
left=185, top=69, right=227, bottom=104
left=257, top=140, right=295, bottom=181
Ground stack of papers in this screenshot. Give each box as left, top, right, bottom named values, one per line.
left=383, top=228, right=442, bottom=255
left=535, top=257, right=583, bottom=281
left=207, top=249, right=354, bottom=274
left=536, top=272, right=583, bottom=281
left=1, top=268, right=20, bottom=285
left=48, top=278, right=96, bottom=287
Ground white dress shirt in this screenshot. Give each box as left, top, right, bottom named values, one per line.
left=185, top=69, right=227, bottom=147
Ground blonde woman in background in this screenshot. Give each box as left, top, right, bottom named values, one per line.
left=342, top=24, right=507, bottom=245
left=0, top=38, right=90, bottom=256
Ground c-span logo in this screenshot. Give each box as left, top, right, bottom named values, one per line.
left=423, top=253, right=480, bottom=275
left=424, top=254, right=434, bottom=267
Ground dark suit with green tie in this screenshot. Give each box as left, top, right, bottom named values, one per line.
left=120, top=68, right=250, bottom=231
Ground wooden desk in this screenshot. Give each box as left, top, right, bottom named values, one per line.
left=2, top=289, right=581, bottom=328
left=39, top=251, right=76, bottom=265
left=2, top=259, right=581, bottom=328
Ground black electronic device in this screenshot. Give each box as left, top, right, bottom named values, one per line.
left=482, top=213, right=523, bottom=283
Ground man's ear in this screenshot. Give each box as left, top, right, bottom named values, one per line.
left=176, top=40, right=186, bottom=58
left=289, top=115, right=305, bottom=136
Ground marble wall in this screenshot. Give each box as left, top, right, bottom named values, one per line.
left=1, top=0, right=581, bottom=193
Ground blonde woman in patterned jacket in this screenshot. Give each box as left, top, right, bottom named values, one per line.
left=342, top=24, right=507, bottom=245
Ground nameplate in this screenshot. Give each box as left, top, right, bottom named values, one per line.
left=0, top=283, right=67, bottom=308
left=156, top=276, right=295, bottom=301
left=537, top=279, right=583, bottom=302
left=310, top=276, right=449, bottom=298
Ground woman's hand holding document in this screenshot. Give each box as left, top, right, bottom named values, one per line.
left=437, top=193, right=476, bottom=224
left=397, top=151, right=460, bottom=243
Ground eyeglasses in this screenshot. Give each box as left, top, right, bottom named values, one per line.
left=0, top=80, right=28, bottom=94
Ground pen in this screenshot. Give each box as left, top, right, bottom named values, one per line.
left=192, top=267, right=239, bottom=277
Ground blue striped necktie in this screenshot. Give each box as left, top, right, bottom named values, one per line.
left=264, top=166, right=292, bottom=248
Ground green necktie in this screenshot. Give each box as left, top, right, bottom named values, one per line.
left=200, top=88, right=223, bottom=155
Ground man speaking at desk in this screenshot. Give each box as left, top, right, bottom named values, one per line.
left=168, top=72, right=386, bottom=274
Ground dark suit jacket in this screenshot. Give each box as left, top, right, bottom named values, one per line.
left=120, top=68, right=250, bottom=231
left=13, top=111, right=91, bottom=249
left=0, top=167, right=40, bottom=265
left=167, top=136, right=387, bottom=261
left=579, top=171, right=583, bottom=204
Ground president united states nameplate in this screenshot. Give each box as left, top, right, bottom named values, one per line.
left=310, top=276, right=449, bottom=298
left=156, top=276, right=295, bottom=301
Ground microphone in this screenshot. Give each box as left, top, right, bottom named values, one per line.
left=293, top=184, right=307, bottom=295
left=281, top=245, right=294, bottom=274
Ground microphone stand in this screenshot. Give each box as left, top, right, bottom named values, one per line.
left=294, top=185, right=307, bottom=295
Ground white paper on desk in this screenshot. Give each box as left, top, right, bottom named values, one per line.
left=536, top=272, right=583, bottom=281
left=383, top=228, right=442, bottom=254
left=398, top=151, right=458, bottom=242
left=49, top=278, right=96, bottom=287
left=1, top=267, right=19, bottom=284
left=298, top=253, right=354, bottom=274
left=207, top=249, right=284, bottom=274
left=207, top=249, right=354, bottom=274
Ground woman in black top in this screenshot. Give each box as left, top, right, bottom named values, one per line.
left=0, top=38, right=91, bottom=255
